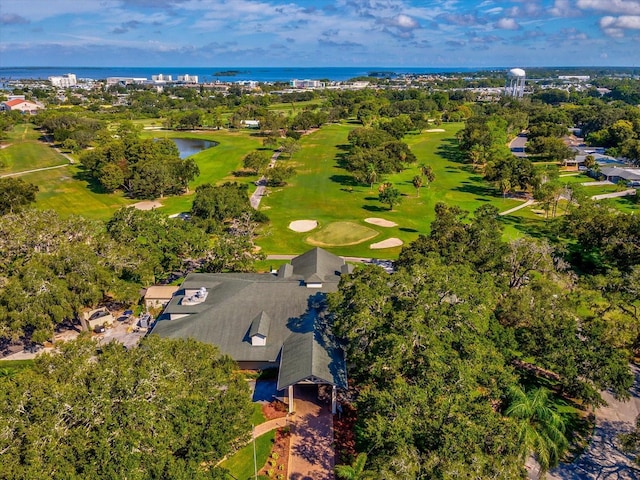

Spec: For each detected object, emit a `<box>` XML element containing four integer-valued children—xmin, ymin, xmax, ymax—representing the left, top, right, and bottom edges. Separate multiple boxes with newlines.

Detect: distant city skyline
<box><xmin>0</xmin><ymin>0</ymin><xmax>638</xmax><ymax>68</ymax></box>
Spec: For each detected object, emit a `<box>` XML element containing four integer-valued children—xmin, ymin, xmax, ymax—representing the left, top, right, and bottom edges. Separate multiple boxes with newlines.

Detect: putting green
<box><xmin>306</xmin><ymin>221</ymin><xmax>378</xmax><ymax>247</ymax></box>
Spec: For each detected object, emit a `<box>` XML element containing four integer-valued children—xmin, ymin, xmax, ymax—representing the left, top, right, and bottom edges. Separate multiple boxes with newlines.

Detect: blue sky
<box><xmin>0</xmin><ymin>0</ymin><xmax>638</xmax><ymax>67</ymax></box>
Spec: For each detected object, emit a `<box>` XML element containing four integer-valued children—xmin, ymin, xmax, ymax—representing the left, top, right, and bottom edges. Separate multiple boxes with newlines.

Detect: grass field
<box><xmin>8</xmin><ymin>121</ymin><xmax>632</xmax><ymax>257</ymax></box>
<box><xmin>256</xmin><ymin>122</ymin><xmax>522</xmax><ymax>257</ymax></box>
<box><xmin>220</xmin><ymin>430</ymin><xmax>275</xmax><ymax>480</ymax></box>
<box><xmin>3</xmin><ymin>125</ymin><xmax>261</xmax><ymax>220</ymax></box>
<box><xmin>0</xmin><ymin>123</ymin><xmax>68</xmax><ymax>173</ymax></box>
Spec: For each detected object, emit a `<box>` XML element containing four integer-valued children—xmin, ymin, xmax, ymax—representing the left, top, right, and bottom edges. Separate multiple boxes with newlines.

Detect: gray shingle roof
<box><xmin>151</xmin><ymin>248</ymin><xmax>349</xmax><ymax>388</ymax></box>
<box><xmin>277</xmin><ymin>331</ymin><xmax>347</xmax><ymax>390</ymax></box>
<box><xmin>249</xmin><ymin>311</ymin><xmax>271</xmax><ymax>338</ymax></box>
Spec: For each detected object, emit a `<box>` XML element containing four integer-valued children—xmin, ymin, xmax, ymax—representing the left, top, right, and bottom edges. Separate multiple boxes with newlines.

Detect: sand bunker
<box><xmin>426</xmin><ymin>128</ymin><xmax>446</xmax><ymax>132</ymax></box>
<box><xmin>370</xmin><ymin>238</ymin><xmax>403</xmax><ymax>249</ymax></box>
<box><xmin>132</xmin><ymin>200</ymin><xmax>163</xmax><ymax>210</ymax></box>
<box><xmin>365</xmin><ymin>217</ymin><xmax>398</xmax><ymax>228</ymax></box>
<box><xmin>289</xmin><ymin>220</ymin><xmax>318</xmax><ymax>232</ymax></box>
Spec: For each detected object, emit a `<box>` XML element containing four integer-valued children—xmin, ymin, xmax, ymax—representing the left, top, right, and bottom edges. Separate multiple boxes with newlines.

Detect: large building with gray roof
<box><xmin>151</xmin><ymin>247</ymin><xmax>350</xmax><ymax>413</ymax></box>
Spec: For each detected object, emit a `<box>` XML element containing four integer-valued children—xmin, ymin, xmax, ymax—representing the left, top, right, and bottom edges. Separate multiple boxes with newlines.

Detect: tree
<box><xmin>378</xmin><ymin>182</ymin><xmax>402</xmax><ymax>210</ymax></box>
<box><xmin>0</xmin><ymin>177</ymin><xmax>38</xmax><ymax>215</ymax></box>
<box><xmin>106</xmin><ymin>207</ymin><xmax>208</xmax><ymax>279</ymax></box>
<box><xmin>365</xmin><ymin>163</ymin><xmax>378</xmax><ymax>190</ymax></box>
<box><xmin>280</xmin><ymin>137</ymin><xmax>300</xmax><ymax>159</ymax></box>
<box><xmin>421</xmin><ymin>164</ymin><xmax>435</xmax><ymax>186</ymax></box>
<box><xmin>412</xmin><ymin>175</ymin><xmax>423</xmax><ymax>196</ymax></box>
<box><xmin>0</xmin><ymin>209</ymin><xmax>149</xmax><ymax>343</ymax></box>
<box><xmin>191</xmin><ymin>182</ymin><xmax>257</xmax><ymax>230</ymax></box>
<box><xmin>506</xmin><ymin>386</ymin><xmax>568</xmax><ymax>472</ymax></box>
<box><xmin>266</xmin><ymin>164</ymin><xmax>296</xmax><ymax>186</ymax></box>
<box><xmin>619</xmin><ymin>415</ymin><xmax>640</xmax><ymax>465</ymax></box>
<box><xmin>242</xmin><ymin>151</ymin><xmax>271</xmax><ymax>175</ymax></box>
<box><xmin>335</xmin><ymin>453</ymin><xmax>375</xmax><ymax>480</ymax></box>
<box><xmin>0</xmin><ymin>335</ymin><xmax>252</xmax><ymax>479</ymax></box>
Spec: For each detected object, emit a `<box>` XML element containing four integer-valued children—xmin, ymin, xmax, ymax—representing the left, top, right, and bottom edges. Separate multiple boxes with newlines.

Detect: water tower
<box><xmin>505</xmin><ymin>68</ymin><xmax>526</xmax><ymax>98</ymax></box>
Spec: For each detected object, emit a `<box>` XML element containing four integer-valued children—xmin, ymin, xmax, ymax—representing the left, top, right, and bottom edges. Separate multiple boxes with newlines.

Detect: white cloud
<box><xmin>550</xmin><ymin>0</ymin><xmax>576</xmax><ymax>17</ymax></box>
<box><xmin>600</xmin><ymin>14</ymin><xmax>640</xmax><ymax>34</ymax></box>
<box><xmin>495</xmin><ymin>17</ymin><xmax>519</xmax><ymax>30</ymax></box>
<box><xmin>577</xmin><ymin>0</ymin><xmax>640</xmax><ymax>15</ymax></box>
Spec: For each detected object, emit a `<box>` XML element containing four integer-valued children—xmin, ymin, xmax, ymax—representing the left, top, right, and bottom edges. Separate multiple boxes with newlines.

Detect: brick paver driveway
<box><xmin>288</xmin><ymin>384</ymin><xmax>334</xmax><ymax>480</ymax></box>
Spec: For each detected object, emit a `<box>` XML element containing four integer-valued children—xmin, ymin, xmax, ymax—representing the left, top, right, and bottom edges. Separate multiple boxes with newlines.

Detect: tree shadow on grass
<box><xmin>399</xmin><ymin>227</ymin><xmax>418</xmax><ymax>233</ymax></box>
<box><xmin>499</xmin><ymin>215</ymin><xmax>555</xmax><ymax>239</ymax></box>
<box><xmin>436</xmin><ymin>138</ymin><xmax>467</xmax><ymax>165</ymax></box>
<box><xmin>72</xmin><ymin>166</ymin><xmax>110</xmax><ymax>194</ymax></box>
<box><xmin>329</xmin><ymin>174</ymin><xmax>359</xmax><ymax>187</ymax></box>
<box><xmin>362</xmin><ymin>204</ymin><xmax>388</xmax><ymax>212</ymax></box>
<box><xmin>452</xmin><ymin>182</ymin><xmax>498</xmax><ymax>198</ymax></box>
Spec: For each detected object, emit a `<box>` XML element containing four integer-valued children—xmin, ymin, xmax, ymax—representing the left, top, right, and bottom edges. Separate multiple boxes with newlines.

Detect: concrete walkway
<box><xmin>0</xmin><ymin>163</ymin><xmax>69</xmax><ymax>178</ymax></box>
<box><xmin>547</xmin><ymin>364</ymin><xmax>640</xmax><ymax>480</ymax></box>
<box><xmin>250</xmin><ymin>150</ymin><xmax>282</xmax><ymax>209</ymax></box>
<box><xmin>254</xmin><ymin>417</ymin><xmax>289</xmax><ymax>439</ymax></box>
<box><xmin>288</xmin><ymin>385</ymin><xmax>334</xmax><ymax>480</ymax></box>
<box><xmin>499</xmin><ymin>199</ymin><xmax>536</xmax><ymax>216</ymax></box>
<box><xmin>591</xmin><ymin>189</ymin><xmax>636</xmax><ymax>201</ymax></box>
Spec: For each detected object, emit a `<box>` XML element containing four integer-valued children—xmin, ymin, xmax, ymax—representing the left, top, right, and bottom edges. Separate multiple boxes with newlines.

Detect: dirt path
<box><xmin>547</xmin><ymin>364</ymin><xmax>640</xmax><ymax>480</ymax></box>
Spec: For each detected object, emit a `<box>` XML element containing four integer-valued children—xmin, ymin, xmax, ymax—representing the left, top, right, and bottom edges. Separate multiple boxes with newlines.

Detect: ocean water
<box><xmin>0</xmin><ymin>66</ymin><xmax>488</xmax><ymax>83</ymax></box>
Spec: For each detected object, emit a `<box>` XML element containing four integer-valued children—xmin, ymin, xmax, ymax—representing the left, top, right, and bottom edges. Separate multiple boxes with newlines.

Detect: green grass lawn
<box><xmin>0</xmin><ymin>123</ymin><xmax>68</xmax><ymax>173</ymax></box>
<box><xmin>25</xmin><ymin>165</ymin><xmax>135</xmax><ymax>220</ymax></box>
<box><xmin>256</xmin><ymin>122</ymin><xmax>522</xmax><ymax>258</ymax></box>
<box><xmin>0</xmin><ymin>359</ymin><xmax>34</xmax><ymax>369</ymax></box>
<box><xmin>250</xmin><ymin>403</ymin><xmax>267</xmax><ymax>426</ymax></box>
<box><xmin>220</xmin><ymin>430</ymin><xmax>275</xmax><ymax>480</ymax></box>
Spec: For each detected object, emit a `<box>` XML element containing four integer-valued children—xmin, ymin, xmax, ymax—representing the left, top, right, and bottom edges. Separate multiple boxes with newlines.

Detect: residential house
<box><xmin>1</xmin><ymin>98</ymin><xmax>43</xmax><ymax>114</ymax></box>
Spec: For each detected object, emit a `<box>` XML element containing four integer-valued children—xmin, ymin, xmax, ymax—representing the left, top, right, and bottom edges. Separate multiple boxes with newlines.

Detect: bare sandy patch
<box><xmin>132</xmin><ymin>200</ymin><xmax>163</xmax><ymax>211</ymax></box>
<box><xmin>370</xmin><ymin>238</ymin><xmax>403</xmax><ymax>249</ymax></box>
<box><xmin>289</xmin><ymin>220</ymin><xmax>318</xmax><ymax>232</ymax></box>
<box><xmin>426</xmin><ymin>128</ymin><xmax>446</xmax><ymax>132</ymax></box>
<box><xmin>365</xmin><ymin>217</ymin><xmax>398</xmax><ymax>228</ymax></box>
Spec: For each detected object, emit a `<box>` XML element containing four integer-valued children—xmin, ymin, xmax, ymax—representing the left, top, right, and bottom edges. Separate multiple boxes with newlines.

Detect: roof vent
<box><xmin>181</xmin><ymin>287</ymin><xmax>209</xmax><ymax>305</ymax></box>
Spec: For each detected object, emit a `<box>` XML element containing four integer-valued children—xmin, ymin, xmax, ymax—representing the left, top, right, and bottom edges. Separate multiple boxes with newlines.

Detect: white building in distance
<box><xmin>152</xmin><ymin>74</ymin><xmax>172</xmax><ymax>83</ymax></box>
<box><xmin>48</xmin><ymin>73</ymin><xmax>77</xmax><ymax>88</ymax></box>
<box><xmin>177</xmin><ymin>74</ymin><xmax>198</xmax><ymax>84</ymax></box>
<box><xmin>290</xmin><ymin>79</ymin><xmax>325</xmax><ymax>89</ymax></box>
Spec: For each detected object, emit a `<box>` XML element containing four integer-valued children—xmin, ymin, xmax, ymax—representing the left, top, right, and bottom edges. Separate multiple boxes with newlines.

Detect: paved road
<box><xmin>547</xmin><ymin>364</ymin><xmax>640</xmax><ymax>480</ymax></box>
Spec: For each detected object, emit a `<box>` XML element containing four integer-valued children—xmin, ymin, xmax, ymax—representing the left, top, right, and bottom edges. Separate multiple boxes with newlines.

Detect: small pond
<box><xmin>163</xmin><ymin>138</ymin><xmax>218</xmax><ymax>159</ymax></box>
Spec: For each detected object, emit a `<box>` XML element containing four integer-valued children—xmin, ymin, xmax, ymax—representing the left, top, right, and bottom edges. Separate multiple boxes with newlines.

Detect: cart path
<box><xmin>547</xmin><ymin>364</ymin><xmax>640</xmax><ymax>480</ymax></box>
<box><xmin>0</xmin><ymin>163</ymin><xmax>70</xmax><ymax>178</ymax></box>
<box><xmin>250</xmin><ymin>149</ymin><xmax>282</xmax><ymax>209</ymax></box>
<box><xmin>499</xmin><ymin>199</ymin><xmax>536</xmax><ymax>216</ymax></box>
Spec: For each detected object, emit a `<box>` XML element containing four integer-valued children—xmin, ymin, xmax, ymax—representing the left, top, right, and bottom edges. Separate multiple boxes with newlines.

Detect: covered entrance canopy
<box><xmin>277</xmin><ymin>331</ymin><xmax>347</xmax><ymax>414</ymax></box>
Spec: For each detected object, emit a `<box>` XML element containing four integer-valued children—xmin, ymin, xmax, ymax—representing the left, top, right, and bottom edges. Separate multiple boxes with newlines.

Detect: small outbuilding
<box><xmin>81</xmin><ymin>308</ymin><xmax>114</xmax><ymax>331</ymax></box>
<box><xmin>144</xmin><ymin>285</ymin><xmax>180</xmax><ymax>309</ymax></box>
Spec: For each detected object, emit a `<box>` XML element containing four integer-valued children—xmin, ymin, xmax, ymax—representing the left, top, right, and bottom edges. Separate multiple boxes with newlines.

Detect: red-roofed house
<box><xmin>1</xmin><ymin>98</ymin><xmax>43</xmax><ymax>114</ymax></box>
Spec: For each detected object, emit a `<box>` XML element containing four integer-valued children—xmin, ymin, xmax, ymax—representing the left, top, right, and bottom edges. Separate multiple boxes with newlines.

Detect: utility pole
<box><xmin>252</xmin><ymin>424</ymin><xmax>257</xmax><ymax>480</ymax></box>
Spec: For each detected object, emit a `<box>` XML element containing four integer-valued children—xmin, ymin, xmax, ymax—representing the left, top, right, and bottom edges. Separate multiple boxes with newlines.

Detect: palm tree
<box><xmin>365</xmin><ymin>163</ymin><xmax>378</xmax><ymax>190</ymax></box>
<box><xmin>506</xmin><ymin>386</ymin><xmax>568</xmax><ymax>472</ymax></box>
<box><xmin>335</xmin><ymin>453</ymin><xmax>375</xmax><ymax>480</ymax></box>
<box><xmin>412</xmin><ymin>175</ymin><xmax>423</xmax><ymax>196</ymax></box>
